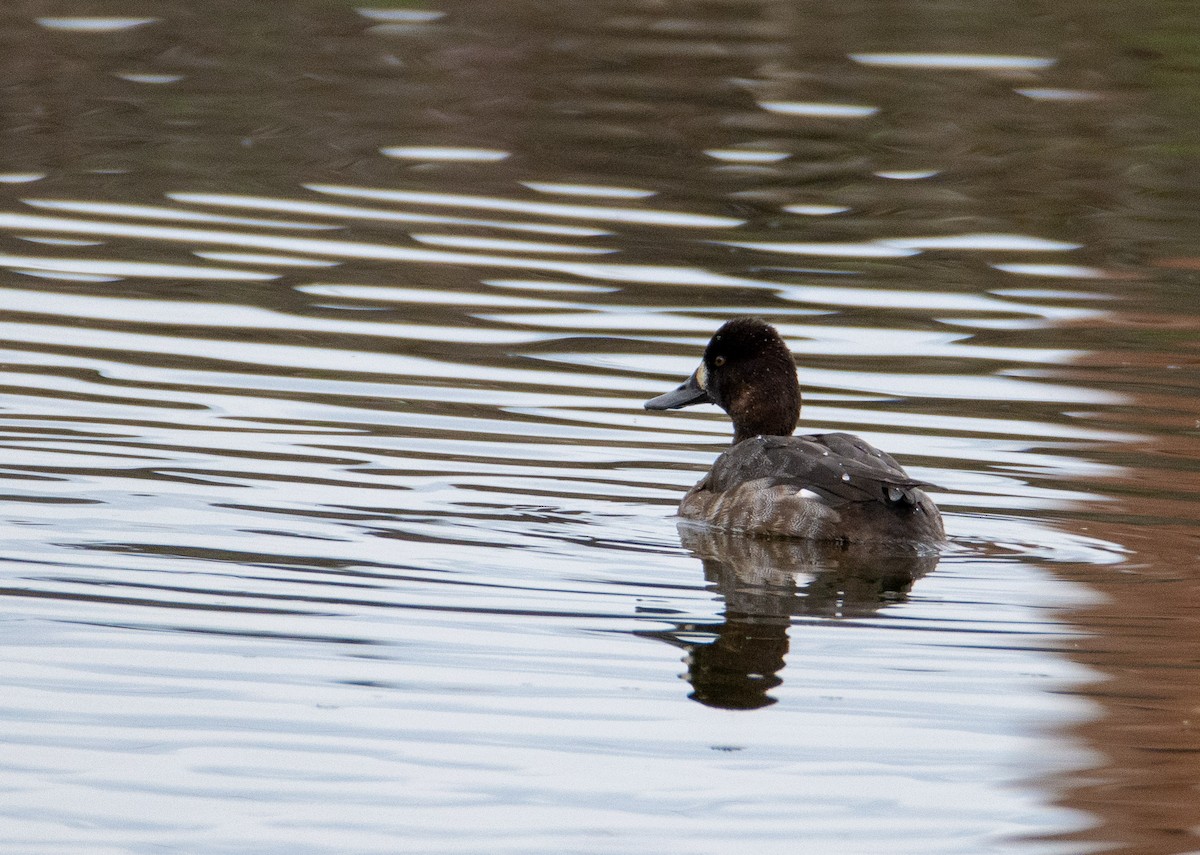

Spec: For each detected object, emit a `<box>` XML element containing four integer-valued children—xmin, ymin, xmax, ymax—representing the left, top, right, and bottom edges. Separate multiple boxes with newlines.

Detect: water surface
<box><xmin>1</xmin><ymin>2</ymin><xmax>1199</xmax><ymax>853</ymax></box>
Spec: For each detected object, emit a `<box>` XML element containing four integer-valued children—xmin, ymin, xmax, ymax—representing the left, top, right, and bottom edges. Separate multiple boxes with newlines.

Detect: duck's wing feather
<box><xmin>705</xmin><ymin>433</ymin><xmax>934</xmax><ymax>506</ymax></box>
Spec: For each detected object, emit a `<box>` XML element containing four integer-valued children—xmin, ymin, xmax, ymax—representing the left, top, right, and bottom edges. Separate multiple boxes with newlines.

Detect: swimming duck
<box><xmin>645</xmin><ymin>318</ymin><xmax>944</xmax><ymax>544</ymax></box>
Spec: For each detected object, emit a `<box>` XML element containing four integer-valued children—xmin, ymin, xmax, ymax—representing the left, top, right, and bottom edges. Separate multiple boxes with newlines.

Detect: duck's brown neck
<box><xmin>729</xmin><ymin>385</ymin><xmax>800</xmax><ymax>444</ymax></box>
<box><xmin>732</xmin><ymin>416</ymin><xmax>798</xmax><ymax>444</ymax></box>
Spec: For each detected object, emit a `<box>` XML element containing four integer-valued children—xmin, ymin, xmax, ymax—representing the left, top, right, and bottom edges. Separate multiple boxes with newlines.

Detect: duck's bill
<box><xmin>644</xmin><ymin>369</ymin><xmax>711</xmax><ymax>410</ymax></box>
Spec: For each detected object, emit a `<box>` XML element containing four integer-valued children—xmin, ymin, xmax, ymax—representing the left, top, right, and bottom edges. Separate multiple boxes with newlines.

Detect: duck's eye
<box><xmin>714</xmin><ymin>355</ymin><xmax>726</xmax><ymax>367</ymax></box>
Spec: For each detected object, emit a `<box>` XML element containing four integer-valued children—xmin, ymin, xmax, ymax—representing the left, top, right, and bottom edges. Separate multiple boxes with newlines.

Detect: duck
<box><xmin>644</xmin><ymin>317</ymin><xmax>944</xmax><ymax>544</ymax></box>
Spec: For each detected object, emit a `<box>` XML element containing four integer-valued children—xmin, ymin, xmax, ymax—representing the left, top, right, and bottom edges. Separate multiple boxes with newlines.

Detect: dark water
<box><xmin>0</xmin><ymin>3</ymin><xmax>1198</xmax><ymax>853</ymax></box>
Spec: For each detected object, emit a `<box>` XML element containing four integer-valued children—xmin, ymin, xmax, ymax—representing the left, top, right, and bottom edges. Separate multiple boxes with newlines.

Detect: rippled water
<box><xmin>1</xmin><ymin>3</ymin><xmax>1199</xmax><ymax>853</ymax></box>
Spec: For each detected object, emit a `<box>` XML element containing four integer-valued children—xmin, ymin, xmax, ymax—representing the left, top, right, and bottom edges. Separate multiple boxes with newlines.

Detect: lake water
<box><xmin>1</xmin><ymin>3</ymin><xmax>1198</xmax><ymax>853</ymax></box>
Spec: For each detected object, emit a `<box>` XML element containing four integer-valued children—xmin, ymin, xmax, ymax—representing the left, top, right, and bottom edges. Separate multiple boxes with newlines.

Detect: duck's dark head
<box><xmin>644</xmin><ymin>318</ymin><xmax>800</xmax><ymax>444</ymax></box>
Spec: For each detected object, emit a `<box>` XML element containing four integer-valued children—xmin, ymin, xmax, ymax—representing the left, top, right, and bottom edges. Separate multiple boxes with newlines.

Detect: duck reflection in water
<box><xmin>641</xmin><ymin>527</ymin><xmax>939</xmax><ymax>710</ymax></box>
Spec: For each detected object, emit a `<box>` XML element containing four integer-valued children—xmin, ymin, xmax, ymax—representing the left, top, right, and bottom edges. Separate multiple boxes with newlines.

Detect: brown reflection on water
<box><xmin>1032</xmin><ymin>296</ymin><xmax>1200</xmax><ymax>854</ymax></box>
<box><xmin>1056</xmin><ymin>519</ymin><xmax>1200</xmax><ymax>855</ymax></box>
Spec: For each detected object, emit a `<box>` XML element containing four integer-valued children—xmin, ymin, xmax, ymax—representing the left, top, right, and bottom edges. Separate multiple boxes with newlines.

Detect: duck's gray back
<box><xmin>679</xmin><ymin>433</ymin><xmax>944</xmax><ymax>543</ymax></box>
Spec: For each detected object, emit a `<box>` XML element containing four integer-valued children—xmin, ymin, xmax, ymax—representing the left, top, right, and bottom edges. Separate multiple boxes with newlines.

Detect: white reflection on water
<box><xmin>14</xmin><ymin>270</ymin><xmax>119</xmax><ymax>283</ymax></box>
<box><xmin>520</xmin><ymin>182</ymin><xmax>655</xmax><ymax>199</ymax></box>
<box><xmin>16</xmin><ymin>236</ymin><xmax>104</xmax><ymax>246</ymax></box>
<box><xmin>0</xmin><ymin>253</ymin><xmax>277</xmax><ymax>281</ymax></box>
<box><xmin>408</xmin><ymin>233</ymin><xmax>615</xmax><ymax>255</ymax></box>
<box><xmin>705</xmin><ymin>149</ymin><xmax>791</xmax><ymax>163</ymax></box>
<box><xmin>783</xmin><ymin>204</ymin><xmax>851</xmax><ymax>216</ymax></box>
<box><xmin>992</xmin><ymin>263</ymin><xmax>1123</xmax><ymax>279</ymax></box>
<box><xmin>115</xmin><ymin>72</ymin><xmax>185</xmax><ymax>85</ymax></box>
<box><xmin>723</xmin><ymin>240</ymin><xmax>920</xmax><ymax>258</ymax></box>
<box><xmin>167</xmin><ymin>192</ymin><xmax>614</xmax><ymax>236</ymax></box>
<box><xmin>875</xmin><ymin>170</ymin><xmax>940</xmax><ymax>180</ymax></box>
<box><xmin>757</xmin><ymin>101</ymin><xmax>880</xmax><ymax>118</ymax></box>
<box><xmin>297</xmin><ymin>283</ymin><xmax>580</xmax><ymax>308</ymax></box>
<box><xmin>381</xmin><ymin>146</ymin><xmax>511</xmax><ymax>161</ymax></box>
<box><xmin>356</xmin><ymin>8</ymin><xmax>446</xmax><ymax>23</ymax></box>
<box><xmin>305</xmin><ymin>184</ymin><xmax>747</xmax><ymax>227</ymax></box>
<box><xmin>1015</xmin><ymin>88</ymin><xmax>1105</xmax><ymax>102</ymax></box>
<box><xmin>25</xmin><ymin>198</ymin><xmax>339</xmax><ymax>230</ymax></box>
<box><xmin>192</xmin><ymin>251</ymin><xmax>341</xmax><ymax>267</ymax></box>
<box><xmin>882</xmin><ymin>234</ymin><xmax>1082</xmax><ymax>251</ymax></box>
<box><xmin>35</xmin><ymin>16</ymin><xmax>159</xmax><ymax>31</ymax></box>
<box><xmin>0</xmin><ymin>173</ymin><xmax>47</xmax><ymax>183</ymax></box>
<box><xmin>849</xmin><ymin>53</ymin><xmax>1057</xmax><ymax>71</ymax></box>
